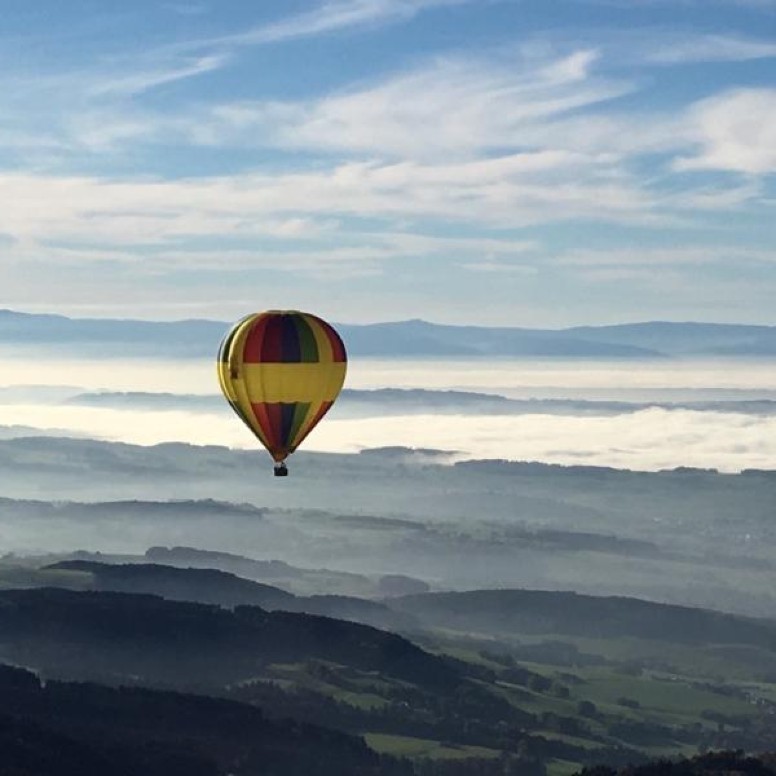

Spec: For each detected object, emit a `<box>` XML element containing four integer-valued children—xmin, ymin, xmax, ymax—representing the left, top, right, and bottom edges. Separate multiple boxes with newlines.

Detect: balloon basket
<box><xmin>273</xmin><ymin>462</ymin><xmax>289</xmax><ymax>477</ymax></box>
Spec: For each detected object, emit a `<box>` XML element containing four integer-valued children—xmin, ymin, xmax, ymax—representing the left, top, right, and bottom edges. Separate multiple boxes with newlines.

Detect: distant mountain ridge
<box><xmin>1</xmin><ymin>308</ymin><xmax>774</xmax><ymax>358</ymax></box>
<box><xmin>392</xmin><ymin>589</ymin><xmax>776</xmax><ymax>649</ymax></box>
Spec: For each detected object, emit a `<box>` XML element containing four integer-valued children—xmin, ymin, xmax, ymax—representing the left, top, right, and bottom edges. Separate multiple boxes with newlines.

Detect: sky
<box><xmin>0</xmin><ymin>0</ymin><xmax>775</xmax><ymax>326</ymax></box>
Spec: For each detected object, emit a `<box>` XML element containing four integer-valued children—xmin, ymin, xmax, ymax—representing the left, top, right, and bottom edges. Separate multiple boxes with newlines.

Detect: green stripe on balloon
<box><xmin>288</xmin><ymin>402</ymin><xmax>311</xmax><ymax>447</ymax></box>
<box><xmin>295</xmin><ymin>314</ymin><xmax>319</xmax><ymax>363</ymax></box>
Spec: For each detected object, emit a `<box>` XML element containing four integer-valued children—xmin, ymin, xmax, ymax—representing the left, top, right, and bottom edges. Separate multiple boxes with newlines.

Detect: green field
<box><xmin>245</xmin><ymin>629</ymin><xmax>776</xmax><ymax>776</ymax></box>
<box><xmin>364</xmin><ymin>733</ymin><xmax>500</xmax><ymax>760</ymax></box>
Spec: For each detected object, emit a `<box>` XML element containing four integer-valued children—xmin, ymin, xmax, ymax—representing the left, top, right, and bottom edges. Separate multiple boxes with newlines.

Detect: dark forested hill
<box><xmin>0</xmin><ymin>710</ymin><xmax>218</xmax><ymax>776</ymax></box>
<box><xmin>577</xmin><ymin>750</ymin><xmax>776</xmax><ymax>775</ymax></box>
<box><xmin>0</xmin><ymin>588</ymin><xmax>457</xmax><ymax>692</ymax></box>
<box><xmin>0</xmin><ymin>664</ymin><xmax>400</xmax><ymax>776</ymax></box>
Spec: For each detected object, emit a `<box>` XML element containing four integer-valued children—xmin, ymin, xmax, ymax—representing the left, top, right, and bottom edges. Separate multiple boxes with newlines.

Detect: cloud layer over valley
<box><xmin>2</xmin><ymin>354</ymin><xmax>774</xmax><ymax>472</ymax></box>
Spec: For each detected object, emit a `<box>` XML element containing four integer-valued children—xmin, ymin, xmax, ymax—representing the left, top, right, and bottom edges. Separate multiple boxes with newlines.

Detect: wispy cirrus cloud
<box><xmin>529</xmin><ymin>28</ymin><xmax>776</xmax><ymax>68</ymax></box>
<box><xmin>38</xmin><ymin>40</ymin><xmax>769</xmax><ymax>193</ymax></box>
<box><xmin>1</xmin><ymin>42</ymin><xmax>771</xmax><ymax>285</ymax></box>
<box><xmin>207</xmin><ymin>0</ymin><xmax>475</xmax><ymax>47</ymax></box>
<box><xmin>203</xmin><ymin>50</ymin><xmax>632</xmax><ymax>161</ymax></box>
<box><xmin>0</xmin><ymin>154</ymin><xmax>666</xmax><ymax>258</ymax></box>
<box><xmin>0</xmin><ymin>2</ymin><xmax>488</xmax><ymax>162</ymax></box>
<box><xmin>1</xmin><ymin>14</ymin><xmax>772</xmax><ymax>184</ymax></box>
<box><xmin>88</xmin><ymin>54</ymin><xmax>228</xmax><ymax>97</ymax></box>
<box><xmin>643</xmin><ymin>33</ymin><xmax>776</xmax><ymax>64</ymax></box>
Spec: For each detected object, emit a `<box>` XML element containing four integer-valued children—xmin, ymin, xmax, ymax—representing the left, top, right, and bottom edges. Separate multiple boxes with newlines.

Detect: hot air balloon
<box><xmin>217</xmin><ymin>311</ymin><xmax>347</xmax><ymax>476</ymax></box>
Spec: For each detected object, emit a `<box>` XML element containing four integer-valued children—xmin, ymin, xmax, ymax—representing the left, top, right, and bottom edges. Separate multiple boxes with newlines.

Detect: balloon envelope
<box><xmin>217</xmin><ymin>311</ymin><xmax>347</xmax><ymax>463</ymax></box>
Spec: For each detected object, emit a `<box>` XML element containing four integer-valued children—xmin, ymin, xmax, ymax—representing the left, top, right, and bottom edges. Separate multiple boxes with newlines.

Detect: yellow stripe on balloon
<box><xmin>307</xmin><ymin>316</ymin><xmax>334</xmax><ymax>362</ymax></box>
<box><xmin>216</xmin><ymin>315</ymin><xmax>250</xmax><ymax>405</ymax></box>
<box><xmin>240</xmin><ymin>362</ymin><xmax>346</xmax><ymax>404</ymax></box>
<box><xmin>226</xmin><ymin>314</ymin><xmax>274</xmax><ymax>451</ymax></box>
<box><xmin>216</xmin><ymin>362</ymin><xmax>234</xmax><ymax>404</ymax></box>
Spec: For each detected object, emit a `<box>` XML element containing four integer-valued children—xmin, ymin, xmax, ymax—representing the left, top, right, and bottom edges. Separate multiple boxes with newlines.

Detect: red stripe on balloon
<box><xmin>251</xmin><ymin>402</ymin><xmax>278</xmax><ymax>450</ymax></box>
<box><xmin>260</xmin><ymin>316</ymin><xmax>285</xmax><ymax>362</ymax></box>
<box><xmin>264</xmin><ymin>403</ymin><xmax>286</xmax><ymax>453</ymax></box>
<box><xmin>242</xmin><ymin>314</ymin><xmax>270</xmax><ymax>364</ymax></box>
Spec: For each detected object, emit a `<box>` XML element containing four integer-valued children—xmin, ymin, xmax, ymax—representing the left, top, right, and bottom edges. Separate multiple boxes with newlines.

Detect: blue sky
<box><xmin>0</xmin><ymin>0</ymin><xmax>774</xmax><ymax>326</ymax></box>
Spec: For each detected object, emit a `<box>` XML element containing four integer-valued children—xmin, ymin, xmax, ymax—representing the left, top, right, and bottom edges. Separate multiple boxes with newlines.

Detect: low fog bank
<box><xmin>1</xmin><ymin>436</ymin><xmax>774</xmax><ymax>620</ymax></box>
<box><xmin>0</xmin><ymin>404</ymin><xmax>773</xmax><ymax>472</ymax></box>
<box><xmin>2</xmin><ymin>353</ymin><xmax>775</xmax><ymax>472</ymax></box>
<box><xmin>3</xmin><ymin>354</ymin><xmax>776</xmax><ymax>401</ymax></box>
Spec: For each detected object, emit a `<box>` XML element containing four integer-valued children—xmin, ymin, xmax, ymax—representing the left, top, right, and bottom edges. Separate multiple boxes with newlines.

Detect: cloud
<box><xmin>1</xmin><ymin>43</ymin><xmax>633</xmax><ymax>169</ymax></box>
<box><xmin>2</xmin><ymin>30</ymin><xmax>771</xmax><ymax>196</ymax></box>
<box><xmin>2</xmin><ymin>2</ymin><xmax>489</xmax><ymax>159</ymax></box>
<box><xmin>1</xmin><ymin>42</ymin><xmax>634</xmax><ymax>161</ymax></box>
<box><xmin>0</xmin><ymin>58</ymin><xmax>227</xmax><ymax>160</ymax></box>
<box><xmin>25</xmin><ymin>40</ymin><xmax>765</xmax><ymax>204</ymax></box>
<box><xmin>1</xmin><ymin>402</ymin><xmax>774</xmax><ymax>473</ymax></box>
<box><xmin>203</xmin><ymin>50</ymin><xmax>631</xmax><ymax>161</ymax></box>
<box><xmin>88</xmin><ymin>54</ymin><xmax>228</xmax><ymax>98</ymax></box>
<box><xmin>674</xmin><ymin>88</ymin><xmax>776</xmax><ymax>174</ymax></box>
<box><xmin>644</xmin><ymin>34</ymin><xmax>776</xmax><ymax>64</ymax></box>
<box><xmin>556</xmin><ymin>245</ymin><xmax>776</xmax><ymax>268</ymax></box>
<box><xmin>1</xmin><ymin>39</ymin><xmax>772</xmax><ymax>316</ymax></box>
<box><xmin>0</xmin><ymin>156</ymin><xmax>663</xmax><ymax>269</ymax></box>
<box><xmin>3</xmin><ymin>349</ymin><xmax>776</xmax><ymax>477</ymax></box>
<box><xmin>208</xmin><ymin>0</ymin><xmax>474</xmax><ymax>47</ymax></box>
<box><xmin>461</xmin><ymin>261</ymin><xmax>538</xmax><ymax>275</ymax></box>
<box><xmin>310</xmin><ymin>409</ymin><xmax>776</xmax><ymax>473</ymax></box>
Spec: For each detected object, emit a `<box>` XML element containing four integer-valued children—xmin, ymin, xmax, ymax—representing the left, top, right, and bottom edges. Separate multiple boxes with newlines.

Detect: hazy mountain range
<box><xmin>2</xmin><ymin>309</ymin><xmax>774</xmax><ymax>358</ymax></box>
